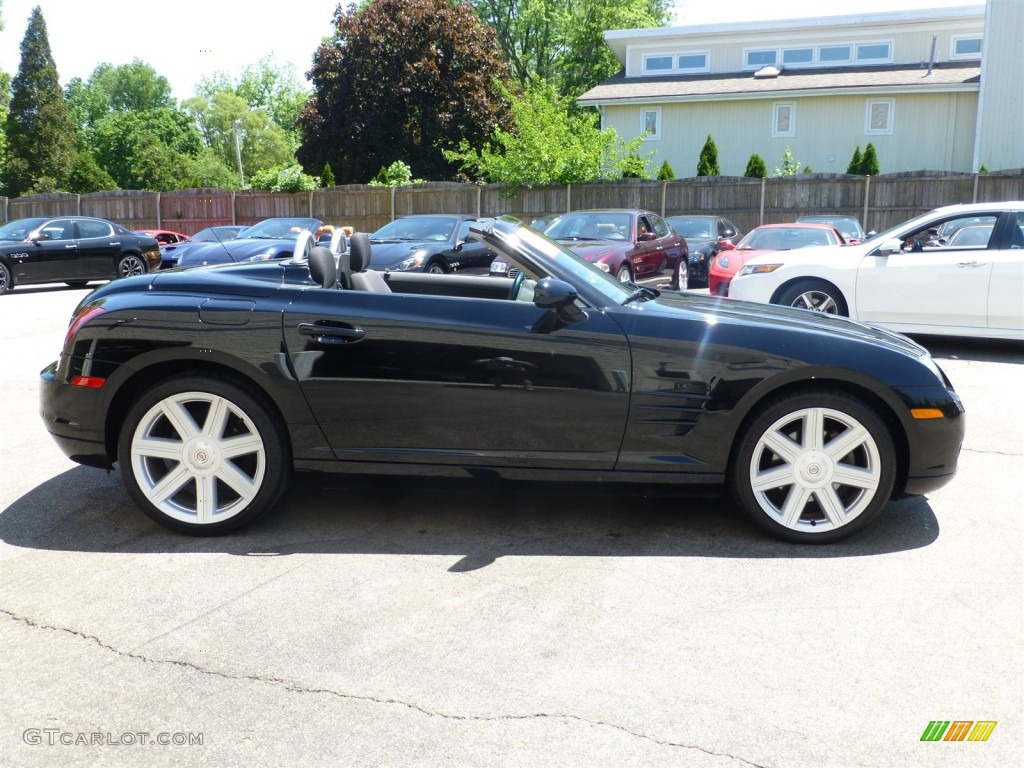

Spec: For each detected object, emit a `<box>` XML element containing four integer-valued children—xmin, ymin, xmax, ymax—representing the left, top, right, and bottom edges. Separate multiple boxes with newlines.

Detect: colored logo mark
<box><xmin>921</xmin><ymin>721</ymin><xmax>997</xmax><ymax>742</ymax></box>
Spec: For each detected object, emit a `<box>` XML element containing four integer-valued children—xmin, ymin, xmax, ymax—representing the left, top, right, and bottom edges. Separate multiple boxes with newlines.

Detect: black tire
<box><xmin>0</xmin><ymin>262</ymin><xmax>12</xmax><ymax>295</ymax></box>
<box><xmin>615</xmin><ymin>263</ymin><xmax>632</xmax><ymax>283</ymax></box>
<box><xmin>117</xmin><ymin>375</ymin><xmax>292</xmax><ymax>535</ymax></box>
<box><xmin>777</xmin><ymin>279</ymin><xmax>848</xmax><ymax>316</ymax></box>
<box><xmin>729</xmin><ymin>389</ymin><xmax>896</xmax><ymax>543</ymax></box>
<box><xmin>425</xmin><ymin>260</ymin><xmax>447</xmax><ymax>274</ymax></box>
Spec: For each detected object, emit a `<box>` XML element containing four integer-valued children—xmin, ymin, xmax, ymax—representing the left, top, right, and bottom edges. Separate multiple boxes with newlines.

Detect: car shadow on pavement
<box><xmin>1</xmin><ymin>466</ymin><xmax>940</xmax><ymax>567</ymax></box>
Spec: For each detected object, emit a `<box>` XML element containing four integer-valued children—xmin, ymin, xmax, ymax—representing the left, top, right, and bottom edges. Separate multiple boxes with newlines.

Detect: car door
<box><xmin>854</xmin><ymin>212</ymin><xmax>1000</xmax><ymax>331</ymax></box>
<box><xmin>631</xmin><ymin>214</ymin><xmax>663</xmax><ymax>275</ymax></box>
<box><xmin>449</xmin><ymin>219</ymin><xmax>497</xmax><ymax>272</ymax></box>
<box><xmin>75</xmin><ymin>219</ymin><xmax>120</xmax><ymax>279</ymax></box>
<box><xmin>17</xmin><ymin>218</ymin><xmax>79</xmax><ymax>283</ymax></box>
<box><xmin>647</xmin><ymin>214</ymin><xmax>683</xmax><ymax>274</ymax></box>
<box><xmin>282</xmin><ymin>289</ymin><xmax>632</xmax><ymax>469</ymax></box>
<box><xmin>987</xmin><ymin>211</ymin><xmax>1024</xmax><ymax>333</ymax></box>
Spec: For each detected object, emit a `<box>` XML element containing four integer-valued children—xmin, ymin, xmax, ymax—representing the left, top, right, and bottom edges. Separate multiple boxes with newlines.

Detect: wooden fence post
<box><xmin>759</xmin><ymin>177</ymin><xmax>766</xmax><ymax>226</ymax></box>
<box><xmin>156</xmin><ymin>192</ymin><xmax>161</xmax><ymax>228</ymax></box>
<box><xmin>231</xmin><ymin>191</ymin><xmax>237</xmax><ymax>225</ymax></box>
<box><xmin>566</xmin><ymin>183</ymin><xmax>572</xmax><ymax>212</ymax></box>
<box><xmin>863</xmin><ymin>176</ymin><xmax>871</xmax><ymax>232</ymax></box>
<box><xmin>477</xmin><ymin>185</ymin><xmax>482</xmax><ymax>218</ymax></box>
<box><xmin>390</xmin><ymin>186</ymin><xmax>396</xmax><ymax>221</ymax></box>
<box><xmin>972</xmin><ymin>172</ymin><xmax>980</xmax><ymax>203</ymax></box>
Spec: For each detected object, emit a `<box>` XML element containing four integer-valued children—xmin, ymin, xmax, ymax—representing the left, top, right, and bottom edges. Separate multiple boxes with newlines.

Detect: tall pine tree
<box><xmin>696</xmin><ymin>135</ymin><xmax>720</xmax><ymax>176</ymax></box>
<box><xmin>4</xmin><ymin>6</ymin><xmax>77</xmax><ymax>196</ymax></box>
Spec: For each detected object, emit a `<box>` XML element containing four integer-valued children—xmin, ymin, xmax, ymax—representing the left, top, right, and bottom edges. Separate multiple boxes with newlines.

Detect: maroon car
<box><xmin>491</xmin><ymin>209</ymin><xmax>686</xmax><ymax>283</ymax></box>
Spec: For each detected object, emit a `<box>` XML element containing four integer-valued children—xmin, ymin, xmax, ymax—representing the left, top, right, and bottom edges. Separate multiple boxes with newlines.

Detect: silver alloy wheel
<box><xmin>0</xmin><ymin>263</ymin><xmax>10</xmax><ymax>294</ymax></box>
<box><xmin>678</xmin><ymin>260</ymin><xmax>688</xmax><ymax>291</ymax></box>
<box><xmin>747</xmin><ymin>406</ymin><xmax>882</xmax><ymax>534</ymax></box>
<box><xmin>789</xmin><ymin>289</ymin><xmax>840</xmax><ymax>314</ymax></box>
<box><xmin>129</xmin><ymin>391</ymin><xmax>267</xmax><ymax>526</ymax></box>
<box><xmin>426</xmin><ymin>262</ymin><xmax>446</xmax><ymax>274</ymax></box>
<box><xmin>616</xmin><ymin>265</ymin><xmax>631</xmax><ymax>282</ymax></box>
<box><xmin>119</xmin><ymin>255</ymin><xmax>146</xmax><ymax>278</ymax></box>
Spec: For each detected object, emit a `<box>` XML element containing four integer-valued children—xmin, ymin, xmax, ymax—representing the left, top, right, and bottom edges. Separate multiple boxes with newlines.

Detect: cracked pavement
<box><xmin>1</xmin><ymin>287</ymin><xmax>1021</xmax><ymax>767</ymax></box>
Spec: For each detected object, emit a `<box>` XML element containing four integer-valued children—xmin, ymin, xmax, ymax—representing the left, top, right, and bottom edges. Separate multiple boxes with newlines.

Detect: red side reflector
<box><xmin>70</xmin><ymin>376</ymin><xmax>106</xmax><ymax>389</ymax></box>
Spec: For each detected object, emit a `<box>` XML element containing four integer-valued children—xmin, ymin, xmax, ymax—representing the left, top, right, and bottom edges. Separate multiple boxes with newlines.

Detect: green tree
<box><xmin>847</xmin><ymin>146</ymin><xmax>863</xmax><ymax>174</ymax></box>
<box><xmin>656</xmin><ymin>160</ymin><xmax>675</xmax><ymax>180</ymax></box>
<box><xmin>65</xmin><ymin>60</ymin><xmax>175</xmax><ymax>131</ymax></box>
<box><xmin>696</xmin><ymin>135</ymin><xmax>720</xmax><ymax>176</ymax></box>
<box><xmin>444</xmin><ymin>80</ymin><xmax>649</xmax><ymax>195</ymax></box>
<box><xmin>368</xmin><ymin>160</ymin><xmax>423</xmax><ymax>187</ymax></box>
<box><xmin>473</xmin><ymin>1</ymin><xmax>672</xmax><ymax>97</ymax></box>
<box><xmin>774</xmin><ymin>146</ymin><xmax>802</xmax><ymax>176</ymax></box>
<box><xmin>67</xmin><ymin>151</ymin><xmax>117</xmax><ymax>193</ymax></box>
<box><xmin>249</xmin><ymin>164</ymin><xmax>320</xmax><ymax>192</ymax></box>
<box><xmin>0</xmin><ymin>3</ymin><xmax>9</xmax><ymax>185</ymax></box>
<box><xmin>90</xmin><ymin>108</ymin><xmax>203</xmax><ymax>190</ymax></box>
<box><xmin>320</xmin><ymin>161</ymin><xmax>335</xmax><ymax>187</ymax></box>
<box><xmin>3</xmin><ymin>6</ymin><xmax>77</xmax><ymax>196</ymax></box>
<box><xmin>744</xmin><ymin>153</ymin><xmax>767</xmax><ymax>178</ymax></box>
<box><xmin>860</xmin><ymin>142</ymin><xmax>880</xmax><ymax>175</ymax></box>
<box><xmin>298</xmin><ymin>0</ymin><xmax>515</xmax><ymax>183</ymax></box>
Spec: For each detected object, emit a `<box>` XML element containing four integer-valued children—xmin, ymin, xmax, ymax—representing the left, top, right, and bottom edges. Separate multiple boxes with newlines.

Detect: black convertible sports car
<box><xmin>40</xmin><ymin>217</ymin><xmax>964</xmax><ymax>542</ymax></box>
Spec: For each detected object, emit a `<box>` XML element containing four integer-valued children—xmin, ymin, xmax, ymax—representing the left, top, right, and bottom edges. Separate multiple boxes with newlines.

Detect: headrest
<box><xmin>308</xmin><ymin>246</ymin><xmax>337</xmax><ymax>288</ymax></box>
<box><xmin>349</xmin><ymin>232</ymin><xmax>372</xmax><ymax>272</ymax></box>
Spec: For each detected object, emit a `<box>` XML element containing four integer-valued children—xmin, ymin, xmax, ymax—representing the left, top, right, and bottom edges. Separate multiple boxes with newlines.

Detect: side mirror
<box><xmin>637</xmin><ymin>232</ymin><xmax>656</xmax><ymax>242</ymax></box>
<box><xmin>866</xmin><ymin>230</ymin><xmax>878</xmax><ymax>239</ymax></box>
<box><xmin>32</xmin><ymin>232</ymin><xmax>51</xmax><ymax>243</ymax></box>
<box><xmin>877</xmin><ymin>237</ymin><xmax>902</xmax><ymax>256</ymax></box>
<box><xmin>533</xmin><ymin>278</ymin><xmax>587</xmax><ymax>329</ymax></box>
<box><xmin>718</xmin><ymin>239</ymin><xmax>735</xmax><ymax>250</ymax></box>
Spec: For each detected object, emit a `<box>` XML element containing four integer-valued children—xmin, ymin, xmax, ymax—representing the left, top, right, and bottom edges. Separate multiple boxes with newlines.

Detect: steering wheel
<box><xmin>507</xmin><ymin>269</ymin><xmax>526</xmax><ymax>301</ymax></box>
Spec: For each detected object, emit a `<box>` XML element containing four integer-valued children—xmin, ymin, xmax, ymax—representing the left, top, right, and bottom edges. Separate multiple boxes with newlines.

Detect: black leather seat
<box><xmin>348</xmin><ymin>233</ymin><xmax>391</xmax><ymax>292</ymax></box>
<box><xmin>308</xmin><ymin>246</ymin><xmax>337</xmax><ymax>288</ymax></box>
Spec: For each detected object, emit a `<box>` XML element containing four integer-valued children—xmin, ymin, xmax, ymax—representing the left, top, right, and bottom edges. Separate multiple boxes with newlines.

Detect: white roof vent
<box><xmin>754</xmin><ymin>65</ymin><xmax>781</xmax><ymax>79</ymax></box>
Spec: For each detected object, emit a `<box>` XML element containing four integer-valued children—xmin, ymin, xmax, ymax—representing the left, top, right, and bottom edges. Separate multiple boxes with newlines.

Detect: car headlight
<box><xmin>716</xmin><ymin>255</ymin><xmax>729</xmax><ymax>270</ymax></box>
<box><xmin>738</xmin><ymin>263</ymin><xmax>783</xmax><ymax>276</ymax></box>
<box><xmin>245</xmin><ymin>251</ymin><xmax>275</xmax><ymax>262</ymax></box>
<box><xmin>595</xmin><ymin>262</ymin><xmax>611</xmax><ymax>273</ymax></box>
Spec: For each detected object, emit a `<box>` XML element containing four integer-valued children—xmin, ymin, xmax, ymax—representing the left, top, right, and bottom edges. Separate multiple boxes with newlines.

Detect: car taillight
<box><xmin>64</xmin><ymin>305</ymin><xmax>106</xmax><ymax>348</ymax></box>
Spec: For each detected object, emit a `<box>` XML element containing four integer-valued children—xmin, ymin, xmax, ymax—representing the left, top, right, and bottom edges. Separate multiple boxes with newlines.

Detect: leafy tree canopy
<box><xmin>472</xmin><ymin>0</ymin><xmax>672</xmax><ymax>97</ymax></box>
<box><xmin>249</xmin><ymin>164</ymin><xmax>320</xmax><ymax>192</ymax></box>
<box><xmin>90</xmin><ymin>108</ymin><xmax>204</xmax><ymax>190</ymax></box>
<box><xmin>297</xmin><ymin>0</ymin><xmax>515</xmax><ymax>184</ymax></box>
<box><xmin>65</xmin><ymin>60</ymin><xmax>175</xmax><ymax>130</ymax></box>
<box><xmin>443</xmin><ymin>80</ymin><xmax>651</xmax><ymax>195</ymax></box>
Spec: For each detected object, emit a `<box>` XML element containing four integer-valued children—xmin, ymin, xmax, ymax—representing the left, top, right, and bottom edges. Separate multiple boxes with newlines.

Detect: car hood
<box><xmin>366</xmin><ymin>240</ymin><xmax>441</xmax><ymax>268</ymax></box>
<box><xmin>741</xmin><ymin>242</ymin><xmax>865</xmax><ymax>267</ymax></box>
<box><xmin>177</xmin><ymin>238</ymin><xmax>295</xmax><ymax>267</ymax></box>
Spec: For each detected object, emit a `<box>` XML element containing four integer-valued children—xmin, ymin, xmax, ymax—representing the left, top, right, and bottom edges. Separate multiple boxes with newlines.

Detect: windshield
<box><xmin>238</xmin><ymin>218</ymin><xmax>320</xmax><ymax>240</ymax></box>
<box><xmin>0</xmin><ymin>218</ymin><xmax>46</xmax><ymax>241</ymax></box>
<box><xmin>544</xmin><ymin>212</ymin><xmax>632</xmax><ymax>242</ymax></box>
<box><xmin>667</xmin><ymin>217</ymin><xmax>714</xmax><ymax>239</ymax></box>
<box><xmin>737</xmin><ymin>227</ymin><xmax>836</xmax><ymax>251</ymax></box>
<box><xmin>192</xmin><ymin>226</ymin><xmax>243</xmax><ymax>242</ymax></box>
<box><xmin>798</xmin><ymin>217</ymin><xmax>863</xmax><ymax>239</ymax></box>
<box><xmin>474</xmin><ymin>216</ymin><xmax>635</xmax><ymax>305</ymax></box>
<box><xmin>371</xmin><ymin>217</ymin><xmax>458</xmax><ymax>242</ymax></box>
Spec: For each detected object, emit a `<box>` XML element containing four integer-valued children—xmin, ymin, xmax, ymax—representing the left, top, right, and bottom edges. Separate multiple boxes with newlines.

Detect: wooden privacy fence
<box><xmin>2</xmin><ymin>171</ymin><xmax>1022</xmax><ymax>235</ymax></box>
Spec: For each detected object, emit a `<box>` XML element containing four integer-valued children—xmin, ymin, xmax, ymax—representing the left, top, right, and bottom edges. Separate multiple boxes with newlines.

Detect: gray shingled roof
<box><xmin>577</xmin><ymin>62</ymin><xmax>981</xmax><ymax>105</ymax></box>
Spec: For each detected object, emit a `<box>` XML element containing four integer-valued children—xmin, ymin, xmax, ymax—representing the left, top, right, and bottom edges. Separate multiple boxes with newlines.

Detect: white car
<box><xmin>728</xmin><ymin>202</ymin><xmax>1024</xmax><ymax>340</ymax></box>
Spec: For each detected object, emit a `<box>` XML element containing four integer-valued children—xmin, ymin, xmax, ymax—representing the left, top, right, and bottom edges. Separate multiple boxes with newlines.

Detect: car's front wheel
<box><xmin>426</xmin><ymin>261</ymin><xmax>447</xmax><ymax>274</ymax></box>
<box><xmin>117</xmin><ymin>376</ymin><xmax>291</xmax><ymax>535</ymax></box>
<box><xmin>616</xmin><ymin>264</ymin><xmax>632</xmax><ymax>282</ymax></box>
<box><xmin>0</xmin><ymin>262</ymin><xmax>12</xmax><ymax>295</ymax></box>
<box><xmin>117</xmin><ymin>254</ymin><xmax>147</xmax><ymax>278</ymax></box>
<box><xmin>730</xmin><ymin>390</ymin><xmax>896</xmax><ymax>543</ymax></box>
<box><xmin>778</xmin><ymin>279</ymin><xmax>848</xmax><ymax>315</ymax></box>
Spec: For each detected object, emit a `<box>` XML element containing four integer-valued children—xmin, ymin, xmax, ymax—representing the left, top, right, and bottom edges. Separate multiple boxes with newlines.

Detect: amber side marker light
<box><xmin>911</xmin><ymin>408</ymin><xmax>945</xmax><ymax>419</ymax></box>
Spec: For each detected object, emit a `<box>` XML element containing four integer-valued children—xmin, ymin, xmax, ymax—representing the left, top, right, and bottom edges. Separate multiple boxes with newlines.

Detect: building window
<box><xmin>677</xmin><ymin>53</ymin><xmax>709</xmax><ymax>72</ymax></box>
<box><xmin>856</xmin><ymin>42</ymin><xmax>892</xmax><ymax>63</ymax></box>
<box><xmin>772</xmin><ymin>103</ymin><xmax>796</xmax><ymax>138</ymax></box>
<box><xmin>745</xmin><ymin>49</ymin><xmax>778</xmax><ymax>69</ymax></box>
<box><xmin>865</xmin><ymin>100</ymin><xmax>894</xmax><ymax>135</ymax></box>
<box><xmin>819</xmin><ymin>45</ymin><xmax>852</xmax><ymax>64</ymax></box>
<box><xmin>951</xmin><ymin>36</ymin><xmax>982</xmax><ymax>59</ymax></box>
<box><xmin>782</xmin><ymin>48</ymin><xmax>814</xmax><ymax>66</ymax></box>
<box><xmin>643</xmin><ymin>55</ymin><xmax>673</xmax><ymax>73</ymax></box>
<box><xmin>642</xmin><ymin>108</ymin><xmax>661</xmax><ymax>140</ymax></box>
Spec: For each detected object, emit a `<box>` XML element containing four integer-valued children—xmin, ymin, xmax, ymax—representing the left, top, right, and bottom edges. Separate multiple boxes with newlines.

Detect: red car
<box><xmin>708</xmin><ymin>222</ymin><xmax>845</xmax><ymax>296</ymax></box>
<box><xmin>134</xmin><ymin>229</ymin><xmax>189</xmax><ymax>246</ymax></box>
<box><xmin>491</xmin><ymin>209</ymin><xmax>685</xmax><ymax>283</ymax></box>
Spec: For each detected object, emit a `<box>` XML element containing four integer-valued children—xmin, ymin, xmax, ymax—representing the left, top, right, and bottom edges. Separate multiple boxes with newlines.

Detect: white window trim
<box><xmin>950</xmin><ymin>35</ymin><xmax>982</xmax><ymax>60</ymax></box>
<box><xmin>642</xmin><ymin>108</ymin><xmax>661</xmax><ymax>140</ymax></box>
<box><xmin>818</xmin><ymin>44</ymin><xmax>853</xmax><ymax>65</ymax></box>
<box><xmin>772</xmin><ymin>103</ymin><xmax>796</xmax><ymax>138</ymax></box>
<box><xmin>865</xmin><ymin>99</ymin><xmax>894</xmax><ymax>136</ymax></box>
<box><xmin>641</xmin><ymin>51</ymin><xmax>709</xmax><ymax>75</ymax></box>
<box><xmin>781</xmin><ymin>47</ymin><xmax>816</xmax><ymax>68</ymax></box>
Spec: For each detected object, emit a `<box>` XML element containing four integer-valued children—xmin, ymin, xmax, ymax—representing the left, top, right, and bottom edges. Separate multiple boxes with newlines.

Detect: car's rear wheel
<box><xmin>117</xmin><ymin>254</ymin><xmax>146</xmax><ymax>278</ymax></box>
<box><xmin>778</xmin><ymin>280</ymin><xmax>848</xmax><ymax>316</ymax></box>
<box><xmin>117</xmin><ymin>376</ymin><xmax>291</xmax><ymax>535</ymax></box>
<box><xmin>616</xmin><ymin>264</ymin><xmax>632</xmax><ymax>282</ymax></box>
<box><xmin>730</xmin><ymin>390</ymin><xmax>895</xmax><ymax>543</ymax></box>
<box><xmin>0</xmin><ymin>262</ymin><xmax>12</xmax><ymax>294</ymax></box>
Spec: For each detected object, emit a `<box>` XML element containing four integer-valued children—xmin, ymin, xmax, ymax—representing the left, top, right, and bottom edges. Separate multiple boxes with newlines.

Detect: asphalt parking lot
<box><xmin>1</xmin><ymin>280</ymin><xmax>1021</xmax><ymax>767</ymax></box>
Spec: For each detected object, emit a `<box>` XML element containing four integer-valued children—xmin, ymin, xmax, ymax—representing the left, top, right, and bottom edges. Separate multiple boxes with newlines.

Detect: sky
<box><xmin>0</xmin><ymin>0</ymin><xmax>982</xmax><ymax>103</ymax></box>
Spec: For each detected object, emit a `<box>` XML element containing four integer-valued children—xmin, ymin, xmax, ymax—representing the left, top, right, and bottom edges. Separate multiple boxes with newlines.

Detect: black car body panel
<box><xmin>366</xmin><ymin>215</ymin><xmax>497</xmax><ymax>273</ymax></box>
<box><xmin>40</xmin><ymin>216</ymin><xmax>964</xmax><ymax>538</ymax></box>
